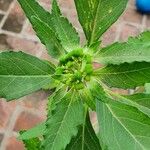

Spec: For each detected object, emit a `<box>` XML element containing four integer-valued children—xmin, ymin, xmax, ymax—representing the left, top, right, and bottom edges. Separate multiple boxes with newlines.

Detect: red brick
<box><xmin>0</xmin><ymin>0</ymin><xmax>13</xmax><ymax>11</ymax></box>
<box><xmin>146</xmin><ymin>15</ymin><xmax>150</xmax><ymax>29</ymax></box>
<box><xmin>6</xmin><ymin>136</ymin><xmax>24</xmax><ymax>150</ymax></box>
<box><xmin>0</xmin><ymin>133</ymin><xmax>4</xmax><ymax>146</ymax></box>
<box><xmin>102</xmin><ymin>23</ymin><xmax>118</xmax><ymax>46</ymax></box>
<box><xmin>120</xmin><ymin>24</ymin><xmax>140</xmax><ymax>41</ymax></box>
<box><xmin>13</xmin><ymin>111</ymin><xmax>44</xmax><ymax>131</ymax></box>
<box><xmin>129</xmin><ymin>0</ymin><xmax>136</xmax><ymax>7</ymax></box>
<box><xmin>20</xmin><ymin>91</ymin><xmax>48</xmax><ymax>109</ymax></box>
<box><xmin>2</xmin><ymin>2</ymin><xmax>25</xmax><ymax>33</ymax></box>
<box><xmin>0</xmin><ymin>34</ymin><xmax>12</xmax><ymax>51</ymax></box>
<box><xmin>24</xmin><ymin>23</ymin><xmax>36</xmax><ymax>36</ymax></box>
<box><xmin>58</xmin><ymin>0</ymin><xmax>75</xmax><ymax>10</ymax></box>
<box><xmin>6</xmin><ymin>36</ymin><xmax>41</xmax><ymax>55</ymax></box>
<box><xmin>0</xmin><ymin>100</ymin><xmax>16</xmax><ymax>129</ymax></box>
<box><xmin>121</xmin><ymin>7</ymin><xmax>143</xmax><ymax>24</ymax></box>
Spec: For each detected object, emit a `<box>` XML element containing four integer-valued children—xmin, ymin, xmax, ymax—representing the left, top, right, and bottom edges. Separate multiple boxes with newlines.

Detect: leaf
<box><xmin>66</xmin><ymin>112</ymin><xmax>101</xmax><ymax>150</ymax></box>
<box><xmin>74</xmin><ymin>0</ymin><xmax>128</xmax><ymax>45</ymax></box>
<box><xmin>107</xmin><ymin>90</ymin><xmax>150</xmax><ymax>117</ymax></box>
<box><xmin>95</xmin><ymin>31</ymin><xmax>150</xmax><ymax>65</ymax></box>
<box><xmin>17</xmin><ymin>0</ymin><xmax>52</xmax><ymax>26</ymax></box>
<box><xmin>145</xmin><ymin>83</ymin><xmax>150</xmax><ymax>94</ymax></box>
<box><xmin>0</xmin><ymin>51</ymin><xmax>55</xmax><ymax>100</ymax></box>
<box><xmin>51</xmin><ymin>0</ymin><xmax>80</xmax><ymax>51</ymax></box>
<box><xmin>31</xmin><ymin>16</ymin><xmax>66</xmax><ymax>58</ymax></box>
<box><xmin>79</xmin><ymin>88</ymin><xmax>96</xmax><ymax>110</ymax></box>
<box><xmin>96</xmin><ymin>62</ymin><xmax>150</xmax><ymax>89</ymax></box>
<box><xmin>96</xmin><ymin>99</ymin><xmax>150</xmax><ymax>150</ymax></box>
<box><xmin>19</xmin><ymin>122</ymin><xmax>46</xmax><ymax>140</ymax></box>
<box><xmin>43</xmin><ymin>90</ymin><xmax>85</xmax><ymax>150</ymax></box>
<box><xmin>20</xmin><ymin>131</ymin><xmax>41</xmax><ymax>150</ymax></box>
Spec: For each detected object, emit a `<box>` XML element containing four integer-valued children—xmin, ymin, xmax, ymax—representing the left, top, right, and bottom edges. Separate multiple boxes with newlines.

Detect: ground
<box><xmin>0</xmin><ymin>0</ymin><xmax>149</xmax><ymax>149</ymax></box>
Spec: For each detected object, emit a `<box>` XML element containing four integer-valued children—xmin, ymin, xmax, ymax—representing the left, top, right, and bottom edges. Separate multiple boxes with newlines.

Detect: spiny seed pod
<box><xmin>85</xmin><ymin>55</ymin><xmax>92</xmax><ymax>63</ymax></box>
<box><xmin>55</xmin><ymin>67</ymin><xmax>64</xmax><ymax>75</ymax></box>
<box><xmin>75</xmin><ymin>82</ymin><xmax>84</xmax><ymax>90</ymax></box>
<box><xmin>85</xmin><ymin>64</ymin><xmax>93</xmax><ymax>75</ymax></box>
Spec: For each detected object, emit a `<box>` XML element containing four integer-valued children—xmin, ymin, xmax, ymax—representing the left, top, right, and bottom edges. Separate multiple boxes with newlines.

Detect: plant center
<box><xmin>55</xmin><ymin>48</ymin><xmax>93</xmax><ymax>90</ymax></box>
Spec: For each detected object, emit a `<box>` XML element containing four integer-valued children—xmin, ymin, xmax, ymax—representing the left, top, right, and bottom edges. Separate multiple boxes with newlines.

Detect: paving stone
<box><xmin>2</xmin><ymin>2</ymin><xmax>25</xmax><ymax>33</ymax></box>
<box><xmin>6</xmin><ymin>136</ymin><xmax>24</xmax><ymax>150</ymax></box>
<box><xmin>121</xmin><ymin>7</ymin><xmax>143</xmax><ymax>24</ymax></box>
<box><xmin>13</xmin><ymin>111</ymin><xmax>44</xmax><ymax>131</ymax></box>
<box><xmin>0</xmin><ymin>100</ymin><xmax>16</xmax><ymax>130</ymax></box>
<box><xmin>0</xmin><ymin>14</ymin><xmax>3</xmax><ymax>22</ymax></box>
<box><xmin>0</xmin><ymin>34</ymin><xmax>12</xmax><ymax>50</ymax></box>
<box><xmin>0</xmin><ymin>134</ymin><xmax>4</xmax><ymax>146</ymax></box>
<box><xmin>120</xmin><ymin>24</ymin><xmax>140</xmax><ymax>41</ymax></box>
<box><xmin>0</xmin><ymin>0</ymin><xmax>13</xmax><ymax>11</ymax></box>
<box><xmin>146</xmin><ymin>15</ymin><xmax>150</xmax><ymax>29</ymax></box>
<box><xmin>6</xmin><ymin>36</ymin><xmax>41</xmax><ymax>55</ymax></box>
<box><xmin>102</xmin><ymin>23</ymin><xmax>118</xmax><ymax>46</ymax></box>
<box><xmin>20</xmin><ymin>91</ymin><xmax>49</xmax><ymax>109</ymax></box>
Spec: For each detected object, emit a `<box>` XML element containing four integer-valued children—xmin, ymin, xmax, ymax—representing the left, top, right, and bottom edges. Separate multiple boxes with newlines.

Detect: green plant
<box><xmin>1</xmin><ymin>0</ymin><xmax>150</xmax><ymax>149</ymax></box>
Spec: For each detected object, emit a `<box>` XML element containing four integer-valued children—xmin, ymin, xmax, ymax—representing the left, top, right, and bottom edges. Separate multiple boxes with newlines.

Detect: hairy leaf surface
<box><xmin>66</xmin><ymin>112</ymin><xmax>101</xmax><ymax>150</ymax></box>
<box><xmin>20</xmin><ymin>131</ymin><xmax>41</xmax><ymax>150</ymax></box>
<box><xmin>51</xmin><ymin>0</ymin><xmax>80</xmax><ymax>51</ymax></box>
<box><xmin>0</xmin><ymin>51</ymin><xmax>54</xmax><ymax>100</ymax></box>
<box><xmin>19</xmin><ymin>122</ymin><xmax>46</xmax><ymax>140</ymax></box>
<box><xmin>95</xmin><ymin>32</ymin><xmax>150</xmax><ymax>65</ymax></box>
<box><xmin>97</xmin><ymin>99</ymin><xmax>150</xmax><ymax>150</ymax></box>
<box><xmin>31</xmin><ymin>16</ymin><xmax>66</xmax><ymax>58</ymax></box>
<box><xmin>43</xmin><ymin>90</ymin><xmax>85</xmax><ymax>150</ymax></box>
<box><xmin>96</xmin><ymin>62</ymin><xmax>150</xmax><ymax>89</ymax></box>
<box><xmin>74</xmin><ymin>0</ymin><xmax>127</xmax><ymax>45</ymax></box>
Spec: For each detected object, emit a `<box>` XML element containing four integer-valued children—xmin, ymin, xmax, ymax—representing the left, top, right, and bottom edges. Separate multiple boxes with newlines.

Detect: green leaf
<box><xmin>0</xmin><ymin>51</ymin><xmax>55</xmax><ymax>100</ymax></box>
<box><xmin>20</xmin><ymin>131</ymin><xmax>41</xmax><ymax>150</ymax></box>
<box><xmin>31</xmin><ymin>16</ymin><xmax>66</xmax><ymax>58</ymax></box>
<box><xmin>51</xmin><ymin>0</ymin><xmax>80</xmax><ymax>51</ymax></box>
<box><xmin>17</xmin><ymin>0</ymin><xmax>52</xmax><ymax>26</ymax></box>
<box><xmin>74</xmin><ymin>0</ymin><xmax>128</xmax><ymax>45</ymax></box>
<box><xmin>145</xmin><ymin>83</ymin><xmax>150</xmax><ymax>94</ymax></box>
<box><xmin>19</xmin><ymin>122</ymin><xmax>46</xmax><ymax>140</ymax></box>
<box><xmin>107</xmin><ymin>90</ymin><xmax>150</xmax><ymax>117</ymax></box>
<box><xmin>66</xmin><ymin>112</ymin><xmax>101</xmax><ymax>150</ymax></box>
<box><xmin>43</xmin><ymin>90</ymin><xmax>85</xmax><ymax>150</ymax></box>
<box><xmin>95</xmin><ymin>32</ymin><xmax>150</xmax><ymax>65</ymax></box>
<box><xmin>96</xmin><ymin>62</ymin><xmax>150</xmax><ymax>89</ymax></box>
<box><xmin>96</xmin><ymin>99</ymin><xmax>150</xmax><ymax>150</ymax></box>
<box><xmin>79</xmin><ymin>88</ymin><xmax>96</xmax><ymax>110</ymax></box>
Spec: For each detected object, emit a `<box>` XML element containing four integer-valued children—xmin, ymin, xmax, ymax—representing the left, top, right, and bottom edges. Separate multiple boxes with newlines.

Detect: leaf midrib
<box><xmin>106</xmin><ymin>104</ymin><xmax>146</xmax><ymax>150</ymax></box>
<box><xmin>50</xmin><ymin>91</ymin><xmax>75</xmax><ymax>149</ymax></box>
<box><xmin>89</xmin><ymin>0</ymin><xmax>101</xmax><ymax>45</ymax></box>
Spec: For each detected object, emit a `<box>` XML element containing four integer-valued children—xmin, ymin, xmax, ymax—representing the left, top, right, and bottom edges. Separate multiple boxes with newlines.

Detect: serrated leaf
<box><xmin>107</xmin><ymin>90</ymin><xmax>150</xmax><ymax>117</ymax></box>
<box><xmin>43</xmin><ymin>90</ymin><xmax>85</xmax><ymax>150</ymax></box>
<box><xmin>66</xmin><ymin>112</ymin><xmax>101</xmax><ymax>150</ymax></box>
<box><xmin>51</xmin><ymin>0</ymin><xmax>80</xmax><ymax>51</ymax></box>
<box><xmin>96</xmin><ymin>99</ymin><xmax>150</xmax><ymax>150</ymax></box>
<box><xmin>124</xmin><ymin>94</ymin><xmax>150</xmax><ymax>116</ymax></box>
<box><xmin>79</xmin><ymin>88</ymin><xmax>96</xmax><ymax>110</ymax></box>
<box><xmin>95</xmin><ymin>31</ymin><xmax>150</xmax><ymax>65</ymax></box>
<box><xmin>74</xmin><ymin>0</ymin><xmax>128</xmax><ymax>45</ymax></box>
<box><xmin>0</xmin><ymin>51</ymin><xmax>55</xmax><ymax>100</ymax></box>
<box><xmin>19</xmin><ymin>122</ymin><xmax>46</xmax><ymax>140</ymax></box>
<box><xmin>96</xmin><ymin>62</ymin><xmax>150</xmax><ymax>89</ymax></box>
<box><xmin>20</xmin><ymin>131</ymin><xmax>41</xmax><ymax>150</ymax></box>
<box><xmin>31</xmin><ymin>16</ymin><xmax>66</xmax><ymax>58</ymax></box>
<box><xmin>17</xmin><ymin>0</ymin><xmax>52</xmax><ymax>27</ymax></box>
